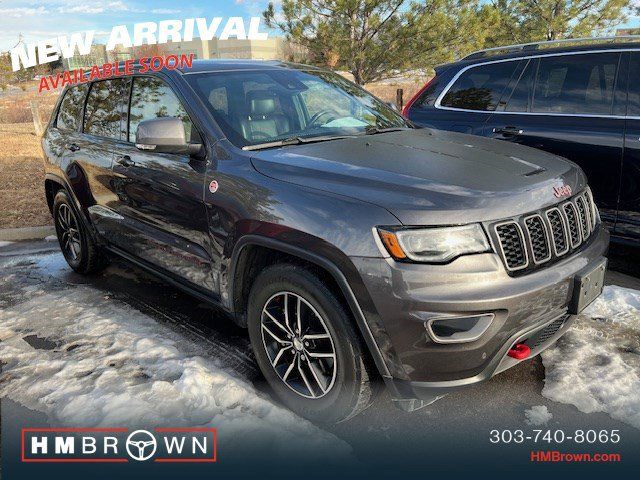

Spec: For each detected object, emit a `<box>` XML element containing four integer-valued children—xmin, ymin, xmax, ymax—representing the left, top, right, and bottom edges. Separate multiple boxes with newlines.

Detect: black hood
<box><xmin>250</xmin><ymin>128</ymin><xmax>587</xmax><ymax>225</ymax></box>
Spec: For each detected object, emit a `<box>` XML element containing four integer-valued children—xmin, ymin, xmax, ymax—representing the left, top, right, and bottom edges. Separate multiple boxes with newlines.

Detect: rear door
<box><xmin>107</xmin><ymin>75</ymin><xmax>214</xmax><ymax>291</ymax></box>
<box><xmin>77</xmin><ymin>78</ymin><xmax>129</xmax><ymax>235</ymax></box>
<box><xmin>618</xmin><ymin>52</ymin><xmax>640</xmax><ymax>239</ymax></box>
<box><xmin>411</xmin><ymin>60</ymin><xmax>523</xmax><ymax>134</ymax></box>
<box><xmin>483</xmin><ymin>51</ymin><xmax>626</xmax><ymax>228</ymax></box>
<box><xmin>47</xmin><ymin>83</ymin><xmax>89</xmax><ymax>181</ymax></box>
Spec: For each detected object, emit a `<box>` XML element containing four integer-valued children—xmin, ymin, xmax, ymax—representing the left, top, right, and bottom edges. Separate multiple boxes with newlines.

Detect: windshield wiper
<box><xmin>242</xmin><ymin>134</ymin><xmax>354</xmax><ymax>151</ymax></box>
<box><xmin>363</xmin><ymin>126</ymin><xmax>411</xmax><ymax>135</ymax></box>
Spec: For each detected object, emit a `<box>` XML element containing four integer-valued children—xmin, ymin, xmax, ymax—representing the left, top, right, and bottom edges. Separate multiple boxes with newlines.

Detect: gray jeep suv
<box><xmin>42</xmin><ymin>60</ymin><xmax>608</xmax><ymax>422</ymax></box>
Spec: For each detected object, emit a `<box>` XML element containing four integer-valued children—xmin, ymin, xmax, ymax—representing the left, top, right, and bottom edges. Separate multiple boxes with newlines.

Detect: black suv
<box><xmin>404</xmin><ymin>38</ymin><xmax>640</xmax><ymax>244</ymax></box>
<box><xmin>42</xmin><ymin>60</ymin><xmax>608</xmax><ymax>422</ymax></box>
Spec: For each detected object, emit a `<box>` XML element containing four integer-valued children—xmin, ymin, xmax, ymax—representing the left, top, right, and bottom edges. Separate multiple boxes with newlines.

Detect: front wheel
<box><xmin>247</xmin><ymin>263</ymin><xmax>377</xmax><ymax>423</ymax></box>
<box><xmin>53</xmin><ymin>190</ymin><xmax>108</xmax><ymax>274</ymax></box>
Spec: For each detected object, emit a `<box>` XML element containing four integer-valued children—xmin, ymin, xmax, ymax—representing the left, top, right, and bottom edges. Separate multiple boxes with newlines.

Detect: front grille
<box><xmin>545</xmin><ymin>208</ymin><xmax>568</xmax><ymax>255</ymax></box>
<box><xmin>495</xmin><ymin>222</ymin><xmax>528</xmax><ymax>270</ymax></box>
<box><xmin>576</xmin><ymin>196</ymin><xmax>591</xmax><ymax>238</ymax></box>
<box><xmin>493</xmin><ymin>189</ymin><xmax>598</xmax><ymax>274</ymax></box>
<box><xmin>531</xmin><ymin>317</ymin><xmax>566</xmax><ymax>348</ymax></box>
<box><xmin>524</xmin><ymin>215</ymin><xmax>550</xmax><ymax>263</ymax></box>
<box><xmin>563</xmin><ymin>202</ymin><xmax>581</xmax><ymax>248</ymax></box>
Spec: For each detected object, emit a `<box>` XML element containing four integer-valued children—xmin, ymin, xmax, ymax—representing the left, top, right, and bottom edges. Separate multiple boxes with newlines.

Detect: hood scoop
<box><xmin>510</xmin><ymin>156</ymin><xmax>547</xmax><ymax>176</ymax></box>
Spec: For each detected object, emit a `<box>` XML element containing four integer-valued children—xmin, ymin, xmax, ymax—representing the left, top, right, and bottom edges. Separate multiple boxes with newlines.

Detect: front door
<box><xmin>484</xmin><ymin>52</ymin><xmax>626</xmax><ymax>228</ymax></box>
<box><xmin>618</xmin><ymin>52</ymin><xmax>640</xmax><ymax>239</ymax></box>
<box><xmin>109</xmin><ymin>75</ymin><xmax>214</xmax><ymax>292</ymax></box>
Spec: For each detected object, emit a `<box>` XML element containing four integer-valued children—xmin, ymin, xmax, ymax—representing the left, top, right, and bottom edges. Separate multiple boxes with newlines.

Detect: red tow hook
<box><xmin>508</xmin><ymin>343</ymin><xmax>531</xmax><ymax>360</ymax></box>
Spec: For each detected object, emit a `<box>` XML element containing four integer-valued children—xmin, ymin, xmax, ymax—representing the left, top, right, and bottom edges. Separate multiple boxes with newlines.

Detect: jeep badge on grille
<box><xmin>553</xmin><ymin>185</ymin><xmax>572</xmax><ymax>198</ymax></box>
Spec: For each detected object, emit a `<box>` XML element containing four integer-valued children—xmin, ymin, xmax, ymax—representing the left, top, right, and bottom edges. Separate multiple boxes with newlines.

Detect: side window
<box><xmin>56</xmin><ymin>84</ymin><xmax>88</xmax><ymax>132</ymax></box>
<box><xmin>440</xmin><ymin>61</ymin><xmax>519</xmax><ymax>111</ymax></box>
<box><xmin>84</xmin><ymin>79</ymin><xmax>127</xmax><ymax>139</ymax></box>
<box><xmin>626</xmin><ymin>54</ymin><xmax>640</xmax><ymax>116</ymax></box>
<box><xmin>532</xmin><ymin>53</ymin><xmax>619</xmax><ymax>115</ymax></box>
<box><xmin>128</xmin><ymin>77</ymin><xmax>193</xmax><ymax>143</ymax></box>
<box><xmin>504</xmin><ymin>59</ymin><xmax>536</xmax><ymax>112</ymax></box>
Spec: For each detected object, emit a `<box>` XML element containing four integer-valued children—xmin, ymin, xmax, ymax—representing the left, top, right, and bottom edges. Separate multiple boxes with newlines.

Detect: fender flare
<box><xmin>228</xmin><ymin>234</ymin><xmax>392</xmax><ymax>379</ymax></box>
<box><xmin>45</xmin><ymin>173</ymin><xmax>98</xmax><ymax>241</ymax></box>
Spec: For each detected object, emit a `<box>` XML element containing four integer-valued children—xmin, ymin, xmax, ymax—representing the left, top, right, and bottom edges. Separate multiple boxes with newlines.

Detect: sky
<box><xmin>0</xmin><ymin>0</ymin><xmax>279</xmax><ymax>51</ymax></box>
<box><xmin>0</xmin><ymin>0</ymin><xmax>639</xmax><ymax>52</ymax></box>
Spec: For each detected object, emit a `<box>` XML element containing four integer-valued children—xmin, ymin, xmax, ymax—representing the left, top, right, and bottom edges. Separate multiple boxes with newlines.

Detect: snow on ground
<box><xmin>0</xmin><ymin>256</ymin><xmax>353</xmax><ymax>462</ymax></box>
<box><xmin>524</xmin><ymin>405</ymin><xmax>553</xmax><ymax>426</ymax></box>
<box><xmin>541</xmin><ymin>286</ymin><xmax>640</xmax><ymax>429</ymax></box>
<box><xmin>0</xmin><ymin>241</ymin><xmax>13</xmax><ymax>247</ymax></box>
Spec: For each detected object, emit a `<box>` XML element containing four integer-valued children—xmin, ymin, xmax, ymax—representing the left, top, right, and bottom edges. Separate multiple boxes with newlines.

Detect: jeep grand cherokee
<box><xmin>42</xmin><ymin>60</ymin><xmax>609</xmax><ymax>422</ymax></box>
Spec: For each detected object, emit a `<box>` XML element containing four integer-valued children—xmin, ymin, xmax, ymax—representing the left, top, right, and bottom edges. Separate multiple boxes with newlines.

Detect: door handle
<box><xmin>115</xmin><ymin>155</ymin><xmax>135</xmax><ymax>168</ymax></box>
<box><xmin>493</xmin><ymin>126</ymin><xmax>523</xmax><ymax>136</ymax></box>
<box><xmin>67</xmin><ymin>143</ymin><xmax>80</xmax><ymax>152</ymax></box>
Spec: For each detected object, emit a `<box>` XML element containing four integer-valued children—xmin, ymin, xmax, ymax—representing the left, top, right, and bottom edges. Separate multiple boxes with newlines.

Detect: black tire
<box><xmin>53</xmin><ymin>190</ymin><xmax>108</xmax><ymax>274</ymax></box>
<box><xmin>247</xmin><ymin>263</ymin><xmax>377</xmax><ymax>423</ymax></box>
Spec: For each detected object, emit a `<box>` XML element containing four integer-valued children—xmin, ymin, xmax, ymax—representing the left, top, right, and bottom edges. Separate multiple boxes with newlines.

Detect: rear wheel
<box><xmin>53</xmin><ymin>190</ymin><xmax>108</xmax><ymax>274</ymax></box>
<box><xmin>247</xmin><ymin>263</ymin><xmax>377</xmax><ymax>423</ymax></box>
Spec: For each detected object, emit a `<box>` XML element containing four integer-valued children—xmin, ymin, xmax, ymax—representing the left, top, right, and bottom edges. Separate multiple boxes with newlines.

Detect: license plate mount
<box><xmin>569</xmin><ymin>259</ymin><xmax>607</xmax><ymax>314</ymax></box>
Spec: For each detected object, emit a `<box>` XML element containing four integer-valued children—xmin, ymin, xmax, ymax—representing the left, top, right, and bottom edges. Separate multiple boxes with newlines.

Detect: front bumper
<box><xmin>351</xmin><ymin>226</ymin><xmax>609</xmax><ymax>401</ymax></box>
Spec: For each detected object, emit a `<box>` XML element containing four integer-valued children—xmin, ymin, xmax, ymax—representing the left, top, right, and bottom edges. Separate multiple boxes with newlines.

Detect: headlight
<box><xmin>377</xmin><ymin>224</ymin><xmax>491</xmax><ymax>263</ymax></box>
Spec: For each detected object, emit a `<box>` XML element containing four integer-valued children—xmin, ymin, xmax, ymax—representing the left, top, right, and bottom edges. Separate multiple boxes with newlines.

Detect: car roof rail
<box><xmin>462</xmin><ymin>35</ymin><xmax>640</xmax><ymax>61</ymax></box>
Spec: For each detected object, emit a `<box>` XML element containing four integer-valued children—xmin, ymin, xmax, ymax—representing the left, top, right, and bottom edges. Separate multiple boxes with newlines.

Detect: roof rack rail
<box><xmin>462</xmin><ymin>35</ymin><xmax>640</xmax><ymax>61</ymax></box>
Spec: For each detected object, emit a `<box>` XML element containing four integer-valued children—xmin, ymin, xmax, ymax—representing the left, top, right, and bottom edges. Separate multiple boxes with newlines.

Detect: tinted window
<box><xmin>413</xmin><ymin>76</ymin><xmax>444</xmax><ymax>109</ymax></box>
<box><xmin>504</xmin><ymin>59</ymin><xmax>536</xmax><ymax>112</ymax></box>
<box><xmin>627</xmin><ymin>54</ymin><xmax>640</xmax><ymax>116</ymax></box>
<box><xmin>56</xmin><ymin>84</ymin><xmax>88</xmax><ymax>131</ymax></box>
<box><xmin>440</xmin><ymin>61</ymin><xmax>519</xmax><ymax>111</ymax></box>
<box><xmin>128</xmin><ymin>77</ymin><xmax>193</xmax><ymax>143</ymax></box>
<box><xmin>532</xmin><ymin>53</ymin><xmax>619</xmax><ymax>114</ymax></box>
<box><xmin>84</xmin><ymin>79</ymin><xmax>128</xmax><ymax>139</ymax></box>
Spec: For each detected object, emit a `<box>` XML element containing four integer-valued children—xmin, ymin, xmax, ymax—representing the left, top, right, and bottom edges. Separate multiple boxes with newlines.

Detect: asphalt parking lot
<box><xmin>1</xmin><ymin>239</ymin><xmax>639</xmax><ymax>466</ymax></box>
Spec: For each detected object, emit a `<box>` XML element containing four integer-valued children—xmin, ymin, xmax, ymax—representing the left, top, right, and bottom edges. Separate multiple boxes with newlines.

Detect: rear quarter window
<box><xmin>56</xmin><ymin>84</ymin><xmax>88</xmax><ymax>132</ymax></box>
<box><xmin>440</xmin><ymin>61</ymin><xmax>519</xmax><ymax>111</ymax></box>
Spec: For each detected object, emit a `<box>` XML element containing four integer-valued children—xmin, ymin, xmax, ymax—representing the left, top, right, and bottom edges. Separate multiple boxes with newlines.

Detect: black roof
<box><xmin>440</xmin><ymin>41</ymin><xmax>640</xmax><ymax>72</ymax></box>
<box><xmin>179</xmin><ymin>59</ymin><xmax>324</xmax><ymax>74</ymax></box>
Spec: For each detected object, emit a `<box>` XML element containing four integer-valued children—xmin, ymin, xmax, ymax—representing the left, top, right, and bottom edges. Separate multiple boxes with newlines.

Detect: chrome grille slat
<box><xmin>493</xmin><ymin>190</ymin><xmax>598</xmax><ymax>275</ymax></box>
<box><xmin>576</xmin><ymin>195</ymin><xmax>591</xmax><ymax>238</ymax></box>
<box><xmin>545</xmin><ymin>208</ymin><xmax>569</xmax><ymax>256</ymax></box>
<box><xmin>524</xmin><ymin>214</ymin><xmax>551</xmax><ymax>264</ymax></box>
<box><xmin>562</xmin><ymin>202</ymin><xmax>582</xmax><ymax>248</ymax></box>
<box><xmin>586</xmin><ymin>189</ymin><xmax>597</xmax><ymax>226</ymax></box>
<box><xmin>494</xmin><ymin>222</ymin><xmax>529</xmax><ymax>271</ymax></box>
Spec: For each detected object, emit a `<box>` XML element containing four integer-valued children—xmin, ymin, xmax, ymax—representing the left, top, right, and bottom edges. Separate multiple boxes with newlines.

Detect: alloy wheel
<box><xmin>260</xmin><ymin>291</ymin><xmax>337</xmax><ymax>399</ymax></box>
<box><xmin>57</xmin><ymin>203</ymin><xmax>81</xmax><ymax>262</ymax></box>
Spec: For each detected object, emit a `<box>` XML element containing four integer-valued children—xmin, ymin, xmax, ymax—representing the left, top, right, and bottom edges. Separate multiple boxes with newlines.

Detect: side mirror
<box><xmin>135</xmin><ymin>117</ymin><xmax>202</xmax><ymax>156</ymax></box>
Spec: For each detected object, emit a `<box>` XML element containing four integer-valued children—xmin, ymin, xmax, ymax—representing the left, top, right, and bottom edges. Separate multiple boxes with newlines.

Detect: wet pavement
<box><xmin>1</xmin><ymin>239</ymin><xmax>639</xmax><ymax>466</ymax></box>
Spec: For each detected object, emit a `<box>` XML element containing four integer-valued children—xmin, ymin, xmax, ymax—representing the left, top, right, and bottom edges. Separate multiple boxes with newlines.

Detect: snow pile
<box><xmin>0</xmin><ymin>281</ymin><xmax>353</xmax><ymax>461</ymax></box>
<box><xmin>524</xmin><ymin>405</ymin><xmax>552</xmax><ymax>426</ymax></box>
<box><xmin>541</xmin><ymin>286</ymin><xmax>640</xmax><ymax>429</ymax></box>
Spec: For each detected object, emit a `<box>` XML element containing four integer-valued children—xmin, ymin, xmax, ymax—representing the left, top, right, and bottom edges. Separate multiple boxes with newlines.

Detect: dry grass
<box><xmin>0</xmin><ymin>123</ymin><xmax>52</xmax><ymax>229</ymax></box>
<box><xmin>0</xmin><ymin>85</ymin><xmax>59</xmax><ymax>124</ymax></box>
<box><xmin>365</xmin><ymin>79</ymin><xmax>430</xmax><ymax>107</ymax></box>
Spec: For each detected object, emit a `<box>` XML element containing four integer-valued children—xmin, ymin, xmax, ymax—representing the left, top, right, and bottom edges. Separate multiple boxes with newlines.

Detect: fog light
<box><xmin>426</xmin><ymin>314</ymin><xmax>494</xmax><ymax>344</ymax></box>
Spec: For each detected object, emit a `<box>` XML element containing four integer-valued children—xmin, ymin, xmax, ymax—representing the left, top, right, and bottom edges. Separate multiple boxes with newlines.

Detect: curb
<box><xmin>0</xmin><ymin>225</ymin><xmax>55</xmax><ymax>242</ymax></box>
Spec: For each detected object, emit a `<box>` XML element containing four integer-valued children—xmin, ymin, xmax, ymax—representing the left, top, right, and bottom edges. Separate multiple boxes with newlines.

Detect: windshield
<box><xmin>185</xmin><ymin>68</ymin><xmax>411</xmax><ymax>148</ymax></box>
